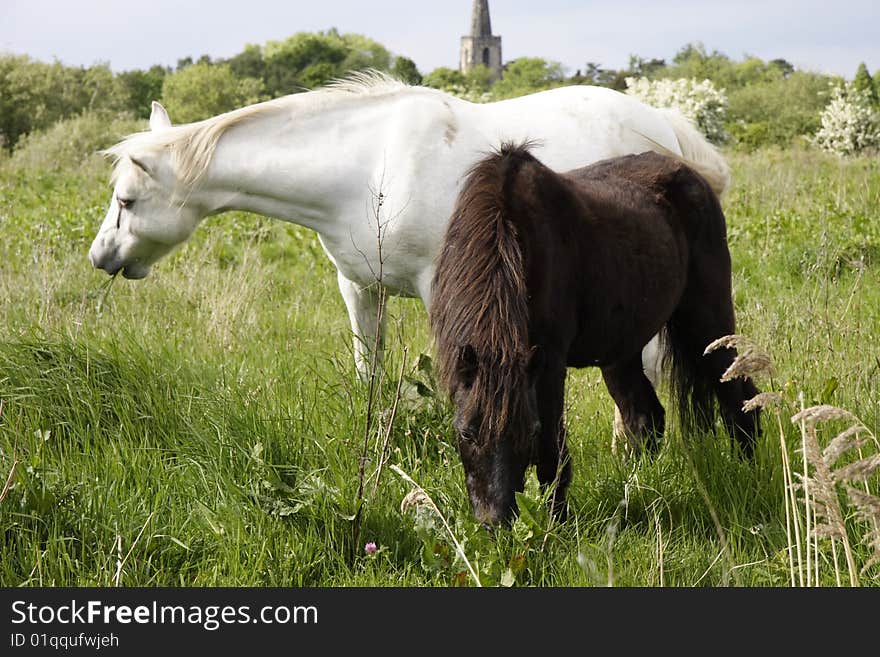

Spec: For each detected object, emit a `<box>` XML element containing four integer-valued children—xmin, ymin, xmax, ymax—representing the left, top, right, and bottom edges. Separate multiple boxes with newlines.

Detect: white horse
<box><xmin>89</xmin><ymin>72</ymin><xmax>729</xmax><ymax>431</ymax></box>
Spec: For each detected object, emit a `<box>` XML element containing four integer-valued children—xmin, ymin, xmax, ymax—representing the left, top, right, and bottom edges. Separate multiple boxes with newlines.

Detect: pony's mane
<box><xmin>430</xmin><ymin>143</ymin><xmax>538</xmax><ymax>442</ymax></box>
<box><xmin>105</xmin><ymin>70</ymin><xmax>413</xmax><ymax>188</ymax></box>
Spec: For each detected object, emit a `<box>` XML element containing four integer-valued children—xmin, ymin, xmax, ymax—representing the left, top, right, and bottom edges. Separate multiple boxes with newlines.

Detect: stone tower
<box><xmin>460</xmin><ymin>0</ymin><xmax>502</xmax><ymax>81</ymax></box>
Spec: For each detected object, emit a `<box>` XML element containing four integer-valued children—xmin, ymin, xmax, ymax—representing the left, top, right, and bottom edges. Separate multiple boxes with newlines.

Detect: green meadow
<box><xmin>1</xmin><ymin>140</ymin><xmax>878</xmax><ymax>587</ymax></box>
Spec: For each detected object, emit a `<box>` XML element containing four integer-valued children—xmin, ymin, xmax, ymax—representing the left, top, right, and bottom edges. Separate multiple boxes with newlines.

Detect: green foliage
<box><xmin>391</xmin><ymin>57</ymin><xmax>422</xmax><ymax>85</ymax></box>
<box><xmin>634</xmin><ymin>43</ymin><xmax>841</xmax><ymax>149</ymax></box>
<box><xmin>116</xmin><ymin>66</ymin><xmax>168</xmax><ymax>119</ymax></box>
<box><xmin>160</xmin><ymin>63</ymin><xmax>265</xmax><ymax>123</ymax></box>
<box><xmin>422</xmin><ymin>66</ymin><xmax>492</xmax><ymax>102</ymax></box>
<box><xmin>0</xmin><ymin>55</ymin><xmax>125</xmax><ymax>150</ymax></box>
<box><xmin>226</xmin><ymin>44</ymin><xmax>265</xmax><ymax>81</ymax></box>
<box><xmin>260</xmin><ymin>29</ymin><xmax>392</xmax><ymax>96</ymax></box>
<box><xmin>661</xmin><ymin>43</ymin><xmax>786</xmax><ymax>90</ymax></box>
<box><xmin>726</xmin><ymin>72</ymin><xmax>830</xmax><ymax>149</ymax></box>
<box><xmin>490</xmin><ymin>57</ymin><xmax>566</xmax><ymax>100</ymax></box>
<box><xmin>5</xmin><ymin>110</ymin><xmax>144</xmax><ymax>173</ymax></box>
<box><xmin>422</xmin><ymin>66</ymin><xmax>465</xmax><ymax>90</ymax></box>
<box><xmin>853</xmin><ymin>62</ymin><xmax>878</xmax><ymax>105</ymax></box>
<box><xmin>627</xmin><ymin>55</ymin><xmax>667</xmax><ymax>79</ymax></box>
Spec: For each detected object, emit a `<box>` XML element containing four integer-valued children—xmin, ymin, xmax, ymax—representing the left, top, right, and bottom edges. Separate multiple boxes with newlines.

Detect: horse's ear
<box><xmin>149</xmin><ymin>101</ymin><xmax>172</xmax><ymax>131</ymax></box>
<box><xmin>457</xmin><ymin>345</ymin><xmax>478</xmax><ymax>387</ymax></box>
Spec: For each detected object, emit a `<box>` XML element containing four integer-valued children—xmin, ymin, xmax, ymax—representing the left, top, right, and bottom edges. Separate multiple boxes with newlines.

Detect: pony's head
<box><xmin>447</xmin><ymin>345</ymin><xmax>543</xmax><ymax>526</ymax></box>
<box><xmin>89</xmin><ymin>102</ymin><xmax>204</xmax><ymax>279</ymax></box>
<box><xmin>430</xmin><ymin>143</ymin><xmax>549</xmax><ymax>526</ymax></box>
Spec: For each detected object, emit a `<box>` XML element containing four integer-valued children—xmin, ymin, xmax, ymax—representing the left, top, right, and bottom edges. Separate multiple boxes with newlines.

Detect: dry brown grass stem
<box><xmin>113</xmin><ymin>512</ymin><xmax>155</xmax><ymax>587</ymax></box>
<box><xmin>370</xmin><ymin>347</ymin><xmax>408</xmax><ymax>500</ymax></box>
<box><xmin>844</xmin><ymin>486</ymin><xmax>880</xmax><ymax>573</ymax></box>
<box><xmin>704</xmin><ymin>334</ymin><xmax>776</xmax><ymax>381</ymax></box>
<box><xmin>788</xmin><ymin>401</ymin><xmax>880</xmax><ymax>585</ymax></box>
<box><xmin>798</xmin><ymin>420</ymin><xmax>856</xmax><ymax>585</ymax></box>
<box><xmin>0</xmin><ymin>459</ymin><xmax>17</xmax><ymax>504</ymax></box>
<box><xmin>797</xmin><ymin>393</ymin><xmax>814</xmax><ymax>586</ymax></box>
<box><xmin>742</xmin><ymin>392</ymin><xmax>782</xmax><ymax>413</ymax></box>
<box><xmin>777</xmin><ymin>405</ymin><xmax>803</xmax><ymax>586</ymax></box>
<box><xmin>791</xmin><ymin>405</ymin><xmax>858</xmax><ymax>427</ymax></box>
<box><xmin>833</xmin><ymin>455</ymin><xmax>880</xmax><ymax>484</ymax></box>
<box><xmin>824</xmin><ymin>425</ymin><xmax>867</xmax><ymax>466</ymax></box>
<box><xmin>655</xmin><ymin>508</ymin><xmax>665</xmax><ymax>588</ymax></box>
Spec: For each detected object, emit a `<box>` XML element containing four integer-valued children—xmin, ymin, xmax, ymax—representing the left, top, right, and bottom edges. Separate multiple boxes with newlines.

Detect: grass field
<box><xmin>1</xmin><ymin>142</ymin><xmax>878</xmax><ymax>587</ymax></box>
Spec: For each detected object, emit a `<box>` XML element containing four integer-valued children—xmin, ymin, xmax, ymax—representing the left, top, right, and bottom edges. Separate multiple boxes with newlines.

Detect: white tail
<box><xmin>635</xmin><ymin>109</ymin><xmax>731</xmax><ymax>198</ymax></box>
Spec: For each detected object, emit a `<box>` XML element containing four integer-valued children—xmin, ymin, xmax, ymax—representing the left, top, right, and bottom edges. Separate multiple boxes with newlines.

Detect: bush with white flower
<box><xmin>811</xmin><ymin>84</ymin><xmax>880</xmax><ymax>156</ymax></box>
<box><xmin>625</xmin><ymin>77</ymin><xmax>729</xmax><ymax>144</ymax></box>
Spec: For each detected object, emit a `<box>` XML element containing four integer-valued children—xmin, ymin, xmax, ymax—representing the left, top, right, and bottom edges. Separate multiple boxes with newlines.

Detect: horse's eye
<box><xmin>460</xmin><ymin>428</ymin><xmax>475</xmax><ymax>443</ymax></box>
<box><xmin>118</xmin><ymin>197</ymin><xmax>134</xmax><ymax>209</ymax></box>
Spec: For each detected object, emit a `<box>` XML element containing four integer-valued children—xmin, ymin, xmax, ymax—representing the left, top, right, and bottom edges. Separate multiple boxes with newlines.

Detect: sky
<box><xmin>3</xmin><ymin>0</ymin><xmax>879</xmax><ymax>79</ymax></box>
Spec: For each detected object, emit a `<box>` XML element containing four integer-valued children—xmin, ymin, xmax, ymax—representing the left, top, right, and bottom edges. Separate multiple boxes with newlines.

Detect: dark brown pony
<box><xmin>429</xmin><ymin>143</ymin><xmax>760</xmax><ymax>527</ymax></box>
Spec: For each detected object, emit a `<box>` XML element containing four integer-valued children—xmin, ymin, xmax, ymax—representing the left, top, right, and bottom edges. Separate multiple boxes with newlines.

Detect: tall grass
<box><xmin>0</xmin><ymin>145</ymin><xmax>878</xmax><ymax>586</ymax></box>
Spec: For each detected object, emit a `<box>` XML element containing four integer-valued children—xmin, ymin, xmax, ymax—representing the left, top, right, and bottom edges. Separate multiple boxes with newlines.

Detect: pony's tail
<box><xmin>634</xmin><ymin>108</ymin><xmax>731</xmax><ymax>198</ymax></box>
<box><xmin>662</xmin><ymin>320</ymin><xmax>717</xmax><ymax>439</ymax></box>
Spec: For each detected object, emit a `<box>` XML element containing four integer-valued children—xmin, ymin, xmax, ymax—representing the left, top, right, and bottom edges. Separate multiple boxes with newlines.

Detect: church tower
<box><xmin>460</xmin><ymin>0</ymin><xmax>502</xmax><ymax>81</ymax></box>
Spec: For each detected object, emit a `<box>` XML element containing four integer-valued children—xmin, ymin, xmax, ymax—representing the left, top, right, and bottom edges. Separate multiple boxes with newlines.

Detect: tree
<box><xmin>490</xmin><ymin>57</ymin><xmax>566</xmax><ymax>100</ymax></box>
<box><xmin>261</xmin><ymin>29</ymin><xmax>392</xmax><ymax>96</ymax></box>
<box><xmin>663</xmin><ymin>43</ymin><xmax>738</xmax><ymax>87</ymax></box>
<box><xmin>422</xmin><ymin>66</ymin><xmax>492</xmax><ymax>102</ymax></box>
<box><xmin>423</xmin><ymin>67</ymin><xmax>465</xmax><ymax>90</ymax></box>
<box><xmin>812</xmin><ymin>82</ymin><xmax>880</xmax><ymax>156</ymax></box>
<box><xmin>0</xmin><ymin>55</ymin><xmax>125</xmax><ymax>149</ymax></box>
<box><xmin>727</xmin><ymin>71</ymin><xmax>830</xmax><ymax>148</ymax></box>
<box><xmin>117</xmin><ymin>66</ymin><xmax>167</xmax><ymax>119</ymax></box>
<box><xmin>769</xmin><ymin>58</ymin><xmax>795</xmax><ymax>79</ymax></box>
<box><xmin>225</xmin><ymin>44</ymin><xmax>265</xmax><ymax>81</ymax></box>
<box><xmin>627</xmin><ymin>55</ymin><xmax>666</xmax><ymax>79</ymax></box>
<box><xmin>160</xmin><ymin>63</ymin><xmax>265</xmax><ymax>123</ymax></box>
<box><xmin>391</xmin><ymin>56</ymin><xmax>422</xmax><ymax>85</ymax></box>
<box><xmin>852</xmin><ymin>62</ymin><xmax>877</xmax><ymax>106</ymax></box>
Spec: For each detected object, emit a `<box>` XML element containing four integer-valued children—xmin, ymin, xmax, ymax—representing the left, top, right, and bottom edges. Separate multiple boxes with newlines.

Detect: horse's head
<box><xmin>449</xmin><ymin>345</ymin><xmax>543</xmax><ymax>527</ymax></box>
<box><xmin>89</xmin><ymin>102</ymin><xmax>203</xmax><ymax>279</ymax></box>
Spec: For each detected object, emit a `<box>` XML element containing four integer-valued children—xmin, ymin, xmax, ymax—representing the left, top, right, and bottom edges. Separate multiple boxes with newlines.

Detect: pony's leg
<box><xmin>602</xmin><ymin>354</ymin><xmax>666</xmax><ymax>457</ymax></box>
<box><xmin>703</xmin><ymin>346</ymin><xmax>761</xmax><ymax>456</ymax></box>
<box><xmin>534</xmin><ymin>359</ymin><xmax>571</xmax><ymax>519</ymax></box>
<box><xmin>670</xmin><ymin>257</ymin><xmax>761</xmax><ymax>456</ymax></box>
<box><xmin>336</xmin><ymin>272</ymin><xmax>386</xmax><ymax>381</ymax></box>
<box><xmin>612</xmin><ymin>333</ymin><xmax>663</xmax><ymax>456</ymax></box>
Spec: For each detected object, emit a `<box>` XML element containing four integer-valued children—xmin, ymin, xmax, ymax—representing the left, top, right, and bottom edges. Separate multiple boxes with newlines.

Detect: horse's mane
<box><xmin>430</xmin><ymin>143</ymin><xmax>538</xmax><ymax>443</ymax></box>
<box><xmin>105</xmin><ymin>70</ymin><xmax>414</xmax><ymax>188</ymax></box>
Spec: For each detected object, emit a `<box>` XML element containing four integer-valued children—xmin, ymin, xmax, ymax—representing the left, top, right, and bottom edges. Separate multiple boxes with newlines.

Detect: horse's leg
<box><xmin>670</xmin><ymin>252</ymin><xmax>761</xmax><ymax>456</ymax></box>
<box><xmin>612</xmin><ymin>332</ymin><xmax>663</xmax><ymax>455</ymax></box>
<box><xmin>602</xmin><ymin>354</ymin><xmax>666</xmax><ymax>457</ymax></box>
<box><xmin>337</xmin><ymin>271</ymin><xmax>386</xmax><ymax>381</ymax></box>
<box><xmin>703</xmin><ymin>345</ymin><xmax>761</xmax><ymax>456</ymax></box>
<box><xmin>534</xmin><ymin>358</ymin><xmax>571</xmax><ymax>519</ymax></box>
